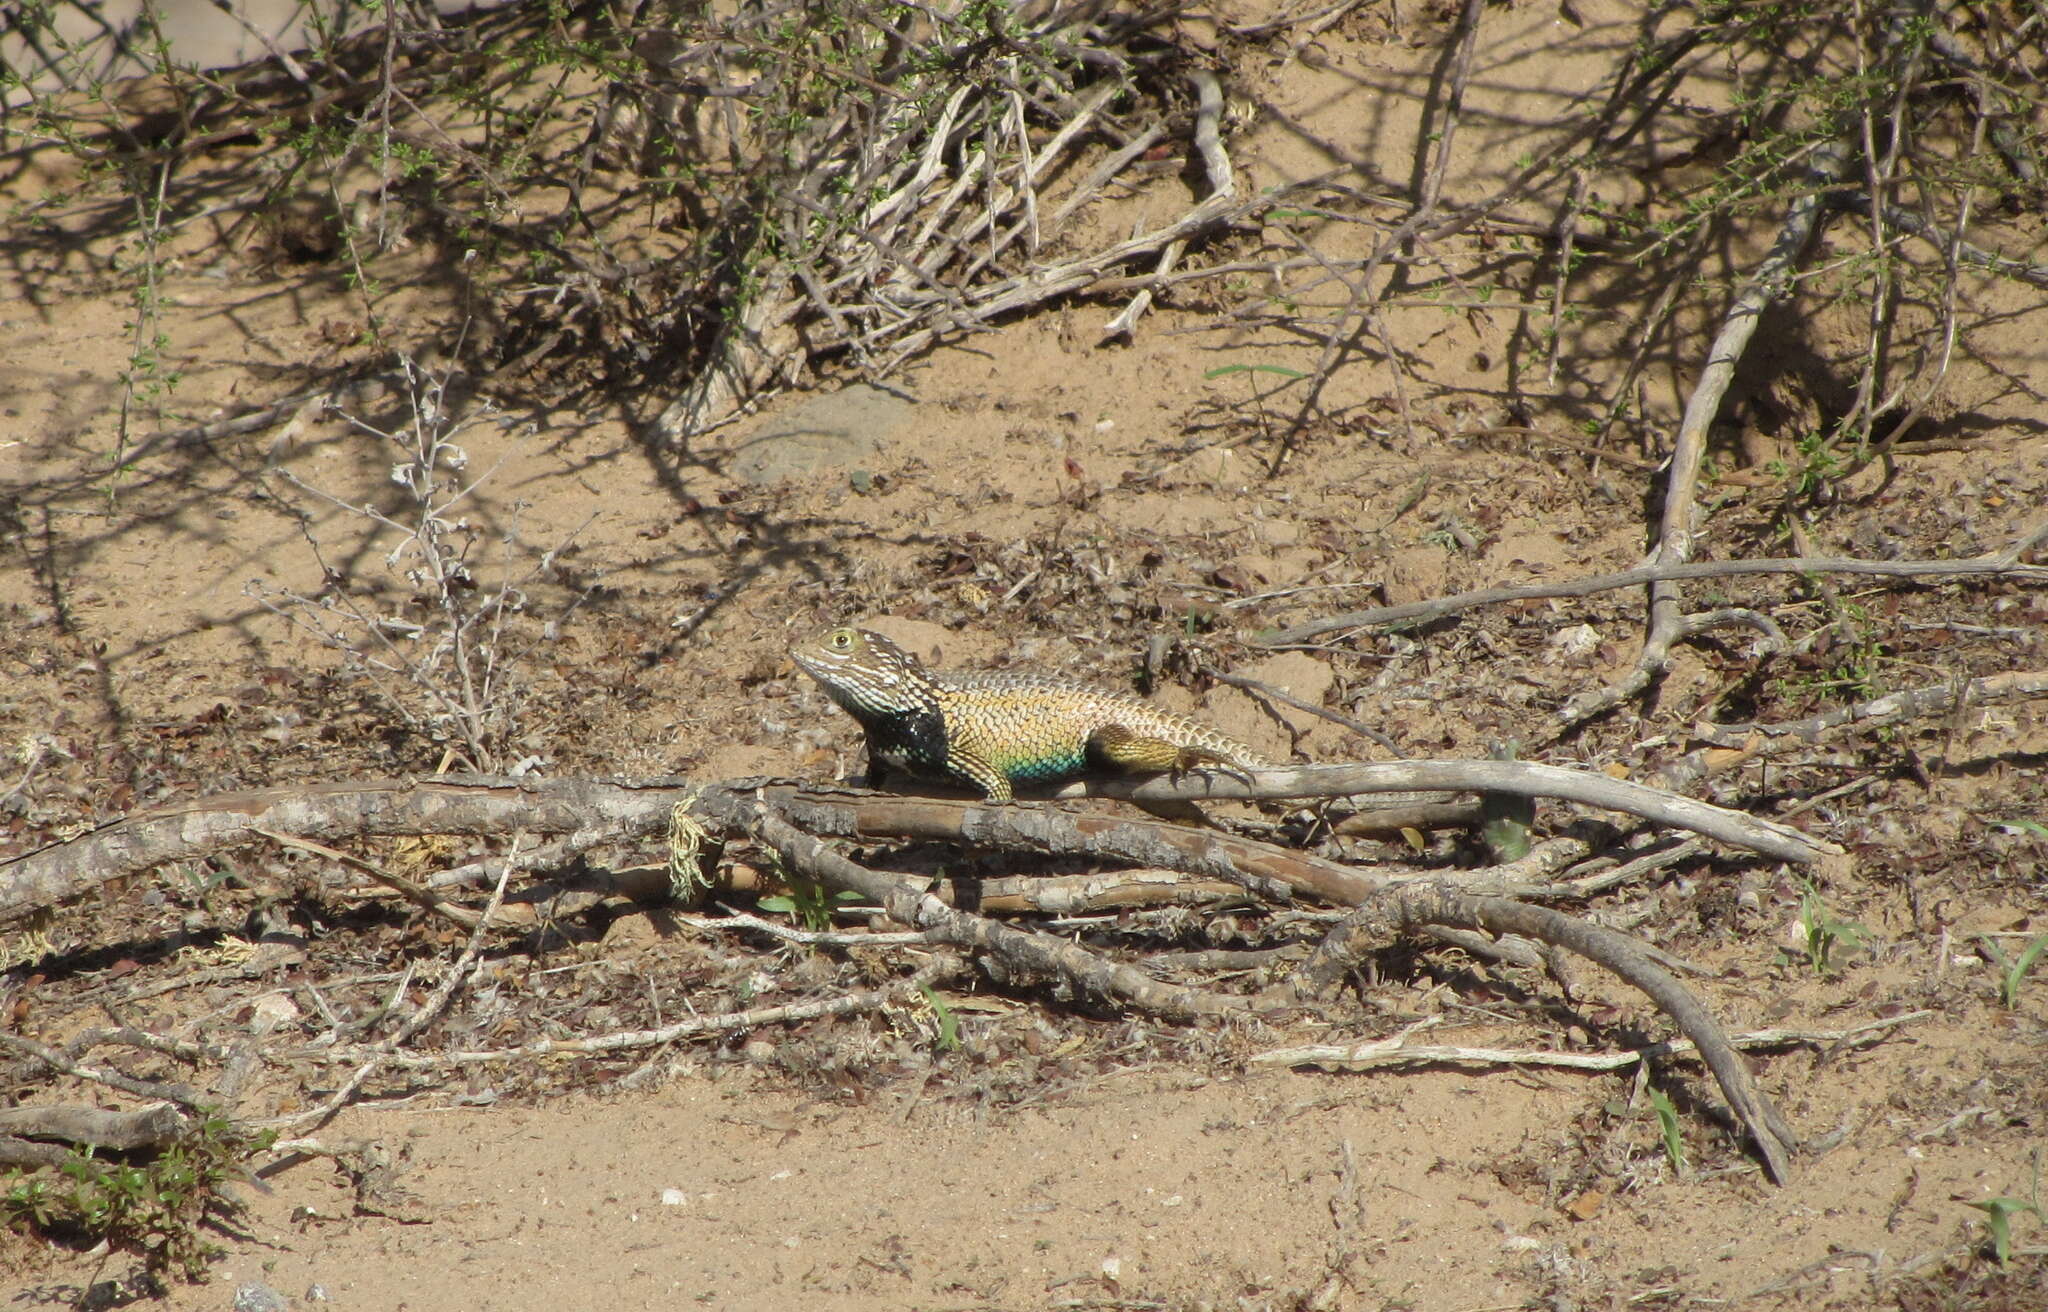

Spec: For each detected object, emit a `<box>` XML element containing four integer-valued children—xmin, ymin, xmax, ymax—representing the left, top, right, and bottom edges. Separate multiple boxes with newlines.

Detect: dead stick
<box><xmin>1251</xmin><ymin>1009</ymin><xmax>1932</xmax><ymax>1070</ymax></box>
<box><xmin>1261</xmin><ymin>532</ymin><xmax>2047</xmax><ymax>645</ymax></box>
<box><xmin>0</xmin><ymin>759</ymin><xmax>1834</xmax><ymax>929</ymax></box>
<box><xmin>776</xmin><ymin>787</ymin><xmax>1793</xmax><ymax>1175</ymax></box>
<box><xmin>0</xmin><ymin>1033</ymin><xmax>206</xmax><ymax>1110</ymax></box>
<box><xmin>1065</xmin><ymin>761</ymin><xmax>1836</xmax><ymax>864</ymax></box>
<box><xmin>1292</xmin><ymin>886</ymin><xmax>1798</xmax><ymax>1183</ymax></box>
<box><xmin>282</xmin><ymin>836</ymin><xmax>522</xmax><ymax>1131</ymax></box>
<box><xmin>253</xmin><ymin>826</ymin><xmax>482</xmax><ymax>929</ymax></box>
<box><xmin>0</xmin><ymin>1103</ymin><xmax>193</xmax><ymax>1152</ymax></box>
<box><xmin>742</xmin><ymin>805</ymin><xmax>1245</xmax><ymax>1019</ymax></box>
<box><xmin>1561</xmin><ymin>139</ymin><xmax>1855</xmax><ymax>727</ymax></box>
<box><xmin>1649</xmin><ymin>670</ymin><xmax>2048</xmax><ymax>792</ymax></box>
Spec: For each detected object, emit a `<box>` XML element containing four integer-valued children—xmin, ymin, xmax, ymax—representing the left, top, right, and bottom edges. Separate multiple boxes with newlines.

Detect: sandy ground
<box><xmin>3</xmin><ymin>1</ymin><xmax>2046</xmax><ymax>1308</ymax></box>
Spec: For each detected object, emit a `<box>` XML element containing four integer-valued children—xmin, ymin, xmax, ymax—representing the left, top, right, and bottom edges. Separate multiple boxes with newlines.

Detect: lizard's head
<box><xmin>789</xmin><ymin>625</ymin><xmax>933</xmax><ymax>718</ymax></box>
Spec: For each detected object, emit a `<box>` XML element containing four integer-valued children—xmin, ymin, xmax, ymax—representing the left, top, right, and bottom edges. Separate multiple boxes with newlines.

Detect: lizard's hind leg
<box><xmin>1086</xmin><ymin>724</ymin><xmax>1256</xmax><ymax>788</ymax></box>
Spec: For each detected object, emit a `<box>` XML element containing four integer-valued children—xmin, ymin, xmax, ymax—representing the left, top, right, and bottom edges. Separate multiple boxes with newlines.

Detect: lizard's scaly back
<box><xmin>790</xmin><ymin>623</ymin><xmax>1269</xmax><ymax>802</ymax></box>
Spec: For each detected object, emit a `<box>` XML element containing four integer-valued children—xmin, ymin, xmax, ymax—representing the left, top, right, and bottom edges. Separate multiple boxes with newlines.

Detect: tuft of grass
<box><xmin>1781</xmin><ymin>878</ymin><xmax>1869</xmax><ymax>976</ymax></box>
<box><xmin>920</xmin><ymin>985</ymin><xmax>961</xmax><ymax>1053</ymax></box>
<box><xmin>1980</xmin><ymin>935</ymin><xmax>2048</xmax><ymax>1010</ymax></box>
<box><xmin>1645</xmin><ymin>1083</ymin><xmax>1687</xmax><ymax>1176</ymax></box>
<box><xmin>1203</xmin><ymin>363</ymin><xmax>1309</xmax><ymax>381</ymax></box>
<box><xmin>1969</xmin><ymin>1151</ymin><xmax>2043</xmax><ymax>1270</ymax></box>
<box><xmin>757</xmin><ymin>878</ymin><xmax>863</xmax><ymax>933</ymax></box>
<box><xmin>0</xmin><ymin>1115</ymin><xmax>275</xmax><ymax>1282</ymax></box>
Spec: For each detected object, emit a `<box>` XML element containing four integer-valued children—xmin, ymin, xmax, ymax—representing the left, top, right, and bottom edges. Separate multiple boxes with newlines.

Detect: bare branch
<box><xmin>1251</xmin><ymin>1009</ymin><xmax>1934</xmax><ymax>1072</ymax></box>
<box><xmin>1260</xmin><ymin>526</ymin><xmax>2048</xmax><ymax>645</ymax></box>
<box><xmin>1560</xmin><ymin>139</ymin><xmax>1854</xmax><ymax>726</ymax></box>
<box><xmin>1062</xmin><ymin>761</ymin><xmax>1837</xmax><ymax>864</ymax></box>
<box><xmin>0</xmin><ymin>1103</ymin><xmax>193</xmax><ymax>1152</ymax></box>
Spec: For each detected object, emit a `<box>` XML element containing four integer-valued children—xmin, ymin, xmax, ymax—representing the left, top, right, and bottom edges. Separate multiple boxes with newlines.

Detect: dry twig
<box><xmin>1250</xmin><ymin>1009</ymin><xmax>1933</xmax><ymax>1072</ymax></box>
<box><xmin>277</xmin><ymin>835</ymin><xmax>523</xmax><ymax>1130</ymax></box>
<box><xmin>0</xmin><ymin>1032</ymin><xmax>205</xmax><ymax>1111</ymax></box>
<box><xmin>1558</xmin><ymin>140</ymin><xmax>1854</xmax><ymax>727</ymax></box>
<box><xmin>1259</xmin><ymin>524</ymin><xmax>2048</xmax><ymax>645</ymax></box>
<box><xmin>304</xmin><ymin>955</ymin><xmax>966</xmax><ymax>1069</ymax></box>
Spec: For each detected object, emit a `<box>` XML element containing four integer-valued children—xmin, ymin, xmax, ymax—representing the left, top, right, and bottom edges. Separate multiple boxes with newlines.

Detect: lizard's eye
<box><xmin>830</xmin><ymin>629</ymin><xmax>854</xmax><ymax>650</ymax></box>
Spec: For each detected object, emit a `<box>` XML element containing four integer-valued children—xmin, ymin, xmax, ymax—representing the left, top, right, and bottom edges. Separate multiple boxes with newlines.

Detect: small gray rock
<box><xmin>233</xmin><ymin>1281</ymin><xmax>290</xmax><ymax>1312</ymax></box>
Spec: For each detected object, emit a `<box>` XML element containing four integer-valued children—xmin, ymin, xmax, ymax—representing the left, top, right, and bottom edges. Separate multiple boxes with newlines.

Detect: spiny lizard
<box><xmin>789</xmin><ymin>625</ymin><xmax>1272</xmax><ymax>803</ymax></box>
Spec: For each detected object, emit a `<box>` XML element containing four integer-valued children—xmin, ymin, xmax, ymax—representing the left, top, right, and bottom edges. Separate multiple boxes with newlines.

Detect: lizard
<box><xmin>788</xmin><ymin>625</ymin><xmax>1274</xmax><ymax>804</ymax></box>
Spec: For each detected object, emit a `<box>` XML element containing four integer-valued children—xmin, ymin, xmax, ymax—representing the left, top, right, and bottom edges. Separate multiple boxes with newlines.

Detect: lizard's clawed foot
<box><xmin>1174</xmin><ymin>746</ymin><xmax>1257</xmax><ymax>789</ymax></box>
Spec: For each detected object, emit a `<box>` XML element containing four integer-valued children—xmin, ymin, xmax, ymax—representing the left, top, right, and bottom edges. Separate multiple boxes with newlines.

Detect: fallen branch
<box><xmin>1649</xmin><ymin>669</ymin><xmax>2048</xmax><ymax>793</ymax></box>
<box><xmin>1250</xmin><ymin>1009</ymin><xmax>1933</xmax><ymax>1071</ymax></box>
<box><xmin>254</xmin><ymin>826</ymin><xmax>486</xmax><ymax>930</ymax></box>
<box><xmin>737</xmin><ymin>805</ymin><xmax>1247</xmax><ymax>1019</ymax></box>
<box><xmin>746</xmin><ymin>789</ymin><xmax>1798</xmax><ymax>1180</ymax></box>
<box><xmin>1199</xmin><ymin>662</ymin><xmax>1405</xmax><ymax>756</ymax></box>
<box><xmin>684</xmin><ymin>909</ymin><xmax>929</xmax><ymax>948</ymax></box>
<box><xmin>923</xmin><ymin>869</ymin><xmax>1254</xmax><ymax>916</ymax></box>
<box><xmin>0</xmin><ymin>776</ymin><xmax>643</xmax><ymax>926</ymax></box>
<box><xmin>0</xmin><ymin>1032</ymin><xmax>206</xmax><ymax>1111</ymax></box>
<box><xmin>282</xmin><ymin>836</ymin><xmax>523</xmax><ymax>1131</ymax></box>
<box><xmin>1061</xmin><ymin>761</ymin><xmax>1836</xmax><ymax>864</ymax></box>
<box><xmin>2</xmin><ymin>774</ymin><xmax>1802</xmax><ymax>1179</ymax></box>
<box><xmin>1098</xmin><ymin>71</ymin><xmax>1231</xmax><ymax>340</ymax></box>
<box><xmin>1258</xmin><ymin>531</ymin><xmax>2048</xmax><ymax>645</ymax></box>
<box><xmin>1286</xmin><ymin>886</ymin><xmax>1799</xmax><ymax>1183</ymax></box>
<box><xmin>1559</xmin><ymin>139</ymin><xmax>1854</xmax><ymax>727</ymax></box>
<box><xmin>0</xmin><ymin>756</ymin><xmax>1833</xmax><ymax>930</ymax></box>
<box><xmin>763</xmin><ymin>791</ymin><xmax>1676</xmax><ymax>909</ymax></box>
<box><xmin>0</xmin><ymin>1103</ymin><xmax>193</xmax><ymax>1153</ymax></box>
<box><xmin>1682</xmin><ymin>668</ymin><xmax>2048</xmax><ymax>749</ymax></box>
<box><xmin>0</xmin><ymin>1137</ymin><xmax>76</xmax><ymax>1170</ymax></box>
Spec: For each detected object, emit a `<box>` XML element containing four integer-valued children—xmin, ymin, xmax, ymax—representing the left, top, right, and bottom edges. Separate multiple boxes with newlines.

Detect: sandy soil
<box><xmin>3</xmin><ymin>2</ymin><xmax>2046</xmax><ymax>1309</ymax></box>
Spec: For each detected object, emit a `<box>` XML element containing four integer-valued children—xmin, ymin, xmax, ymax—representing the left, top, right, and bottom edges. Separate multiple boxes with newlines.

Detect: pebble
<box><xmin>232</xmin><ymin>1283</ymin><xmax>289</xmax><ymax>1312</ymax></box>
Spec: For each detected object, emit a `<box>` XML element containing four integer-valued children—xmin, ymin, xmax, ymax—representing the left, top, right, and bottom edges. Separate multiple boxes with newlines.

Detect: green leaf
<box><xmin>1967</xmin><ymin>1197</ymin><xmax>2042</xmax><ymax>1266</ymax></box>
<box><xmin>921</xmin><ymin>985</ymin><xmax>960</xmax><ymax>1052</ymax></box>
<box><xmin>1981</xmin><ymin>934</ymin><xmax>2048</xmax><ymax>1009</ymax></box>
<box><xmin>1647</xmin><ymin>1084</ymin><xmax>1687</xmax><ymax>1174</ymax></box>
